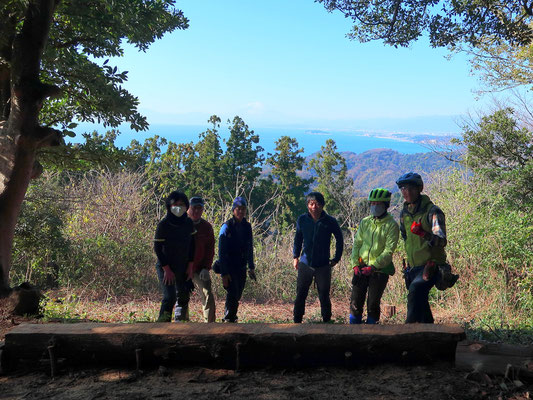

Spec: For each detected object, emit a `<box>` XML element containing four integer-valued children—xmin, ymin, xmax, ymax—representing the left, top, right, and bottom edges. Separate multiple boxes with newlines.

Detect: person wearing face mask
<box><xmin>349</xmin><ymin>188</ymin><xmax>399</xmax><ymax>324</ymax></box>
<box><xmin>217</xmin><ymin>196</ymin><xmax>256</xmax><ymax>322</ymax></box>
<box><xmin>154</xmin><ymin>191</ymin><xmax>196</xmax><ymax>322</ymax></box>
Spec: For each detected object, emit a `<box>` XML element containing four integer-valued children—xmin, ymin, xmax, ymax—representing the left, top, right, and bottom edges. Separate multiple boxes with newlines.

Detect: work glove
<box><xmin>162</xmin><ymin>265</ymin><xmax>175</xmax><ymax>285</ymax></box>
<box><xmin>353</xmin><ymin>266</ymin><xmax>361</xmax><ymax>276</ymax></box>
<box><xmin>423</xmin><ymin>260</ymin><xmax>437</xmax><ymax>281</ymax></box>
<box><xmin>199</xmin><ymin>268</ymin><xmax>210</xmax><ymax>282</ymax></box>
<box><xmin>410</xmin><ymin>221</ymin><xmax>426</xmax><ymax>238</ymax></box>
<box><xmin>361</xmin><ymin>266</ymin><xmax>374</xmax><ymax>276</ymax></box>
<box><xmin>248</xmin><ymin>269</ymin><xmax>257</xmax><ymax>281</ymax></box>
<box><xmin>222</xmin><ymin>274</ymin><xmax>232</xmax><ymax>289</ymax></box>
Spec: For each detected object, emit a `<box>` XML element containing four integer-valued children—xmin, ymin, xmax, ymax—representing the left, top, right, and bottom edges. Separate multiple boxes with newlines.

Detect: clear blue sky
<box><xmin>106</xmin><ymin>0</ymin><xmax>486</xmax><ymax>134</ymax></box>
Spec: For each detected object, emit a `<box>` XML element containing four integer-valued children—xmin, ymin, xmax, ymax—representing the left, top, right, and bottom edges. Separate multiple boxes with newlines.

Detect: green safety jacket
<box><xmin>401</xmin><ymin>194</ymin><xmax>447</xmax><ymax>267</ymax></box>
<box><xmin>350</xmin><ymin>213</ymin><xmax>399</xmax><ymax>275</ymax></box>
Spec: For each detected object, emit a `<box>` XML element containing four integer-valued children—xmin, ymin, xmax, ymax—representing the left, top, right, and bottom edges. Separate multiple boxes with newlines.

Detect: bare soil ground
<box><xmin>1</xmin><ymin>297</ymin><xmax>531</xmax><ymax>400</ymax></box>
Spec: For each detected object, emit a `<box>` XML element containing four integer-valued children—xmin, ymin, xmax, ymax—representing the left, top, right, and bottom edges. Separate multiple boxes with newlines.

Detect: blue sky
<box><xmin>105</xmin><ymin>0</ymin><xmax>487</xmax><ymax>135</ymax></box>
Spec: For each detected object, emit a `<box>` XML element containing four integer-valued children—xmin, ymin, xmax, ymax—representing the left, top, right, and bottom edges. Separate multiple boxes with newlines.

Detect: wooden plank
<box><xmin>4</xmin><ymin>323</ymin><xmax>465</xmax><ymax>370</ymax></box>
<box><xmin>456</xmin><ymin>340</ymin><xmax>533</xmax><ymax>378</ymax></box>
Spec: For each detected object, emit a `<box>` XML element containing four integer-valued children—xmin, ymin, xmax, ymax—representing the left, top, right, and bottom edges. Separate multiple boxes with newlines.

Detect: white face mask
<box><xmin>170</xmin><ymin>205</ymin><xmax>186</xmax><ymax>217</ymax></box>
<box><xmin>370</xmin><ymin>203</ymin><xmax>387</xmax><ymax>217</ymax></box>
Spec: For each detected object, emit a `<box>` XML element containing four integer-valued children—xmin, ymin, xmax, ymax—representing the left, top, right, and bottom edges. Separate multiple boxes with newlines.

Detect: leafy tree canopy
<box><xmin>317</xmin><ymin>0</ymin><xmax>533</xmax><ymax>48</ymax></box>
<box><xmin>0</xmin><ymin>0</ymin><xmax>189</xmax><ymax>132</ymax></box>
<box><xmin>456</xmin><ymin>108</ymin><xmax>533</xmax><ymax>209</ymax></box>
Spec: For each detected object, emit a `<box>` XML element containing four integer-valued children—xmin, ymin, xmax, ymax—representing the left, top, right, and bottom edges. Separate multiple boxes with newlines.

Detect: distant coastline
<box><xmin>73</xmin><ymin>122</ymin><xmax>457</xmax><ymax>156</ymax></box>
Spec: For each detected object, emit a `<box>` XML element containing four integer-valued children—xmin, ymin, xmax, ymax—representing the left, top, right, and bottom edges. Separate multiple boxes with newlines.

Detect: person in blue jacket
<box><xmin>218</xmin><ymin>196</ymin><xmax>256</xmax><ymax>322</ymax></box>
<box><xmin>293</xmin><ymin>192</ymin><xmax>344</xmax><ymax>323</ymax></box>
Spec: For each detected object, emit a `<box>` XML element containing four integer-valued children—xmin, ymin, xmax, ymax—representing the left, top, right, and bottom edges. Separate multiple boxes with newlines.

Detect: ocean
<box><xmin>75</xmin><ymin>123</ymin><xmax>433</xmax><ymax>156</ymax></box>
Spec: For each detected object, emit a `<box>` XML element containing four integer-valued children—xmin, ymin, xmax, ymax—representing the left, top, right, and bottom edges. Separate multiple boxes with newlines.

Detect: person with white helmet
<box><xmin>349</xmin><ymin>188</ymin><xmax>399</xmax><ymax>324</ymax></box>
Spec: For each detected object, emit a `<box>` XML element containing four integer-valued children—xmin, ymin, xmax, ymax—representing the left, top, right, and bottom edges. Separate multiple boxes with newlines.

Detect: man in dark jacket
<box><xmin>293</xmin><ymin>192</ymin><xmax>343</xmax><ymax>323</ymax></box>
<box><xmin>218</xmin><ymin>196</ymin><xmax>256</xmax><ymax>322</ymax></box>
<box><xmin>154</xmin><ymin>191</ymin><xmax>196</xmax><ymax>322</ymax></box>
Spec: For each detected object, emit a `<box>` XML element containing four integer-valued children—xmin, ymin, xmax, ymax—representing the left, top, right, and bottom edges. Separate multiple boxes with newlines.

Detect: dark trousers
<box><xmin>350</xmin><ymin>272</ymin><xmax>389</xmax><ymax>321</ymax></box>
<box><xmin>224</xmin><ymin>268</ymin><xmax>247</xmax><ymax>322</ymax></box>
<box><xmin>405</xmin><ymin>265</ymin><xmax>438</xmax><ymax>323</ymax></box>
<box><xmin>293</xmin><ymin>262</ymin><xmax>332</xmax><ymax>323</ymax></box>
<box><xmin>156</xmin><ymin>264</ymin><xmax>190</xmax><ymax>322</ymax></box>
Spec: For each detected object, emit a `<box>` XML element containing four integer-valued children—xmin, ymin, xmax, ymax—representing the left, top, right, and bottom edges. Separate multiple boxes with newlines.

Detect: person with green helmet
<box><xmin>396</xmin><ymin>172</ymin><xmax>448</xmax><ymax>323</ymax></box>
<box><xmin>349</xmin><ymin>188</ymin><xmax>399</xmax><ymax>324</ymax></box>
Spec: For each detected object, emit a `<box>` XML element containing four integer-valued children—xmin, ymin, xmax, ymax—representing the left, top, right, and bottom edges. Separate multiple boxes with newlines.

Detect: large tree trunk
<box><xmin>3</xmin><ymin>322</ymin><xmax>466</xmax><ymax>371</ymax></box>
<box><xmin>0</xmin><ymin>0</ymin><xmax>61</xmax><ymax>297</ymax></box>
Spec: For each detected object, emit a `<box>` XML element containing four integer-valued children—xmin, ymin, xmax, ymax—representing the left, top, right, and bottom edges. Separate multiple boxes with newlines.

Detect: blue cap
<box><xmin>232</xmin><ymin>196</ymin><xmax>247</xmax><ymax>210</ymax></box>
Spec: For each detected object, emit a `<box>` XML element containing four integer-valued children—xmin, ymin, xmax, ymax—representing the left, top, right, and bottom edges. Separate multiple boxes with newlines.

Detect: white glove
<box><xmin>199</xmin><ymin>268</ymin><xmax>210</xmax><ymax>282</ymax></box>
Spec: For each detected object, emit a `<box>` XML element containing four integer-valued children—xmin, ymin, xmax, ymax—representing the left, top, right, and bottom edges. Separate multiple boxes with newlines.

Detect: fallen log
<box><xmin>456</xmin><ymin>340</ymin><xmax>533</xmax><ymax>380</ymax></box>
<box><xmin>3</xmin><ymin>323</ymin><xmax>465</xmax><ymax>371</ymax></box>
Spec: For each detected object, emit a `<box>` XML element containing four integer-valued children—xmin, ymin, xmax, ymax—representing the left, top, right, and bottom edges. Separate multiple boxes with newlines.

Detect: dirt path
<box><xmin>1</xmin><ymin>363</ymin><xmax>531</xmax><ymax>400</ymax></box>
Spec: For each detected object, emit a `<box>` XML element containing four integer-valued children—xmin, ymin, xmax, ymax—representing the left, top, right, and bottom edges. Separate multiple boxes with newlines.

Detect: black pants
<box><xmin>350</xmin><ymin>272</ymin><xmax>389</xmax><ymax>321</ymax></box>
<box><xmin>156</xmin><ymin>263</ymin><xmax>190</xmax><ymax>322</ymax></box>
<box><xmin>405</xmin><ymin>265</ymin><xmax>438</xmax><ymax>323</ymax></box>
<box><xmin>293</xmin><ymin>262</ymin><xmax>332</xmax><ymax>323</ymax></box>
<box><xmin>223</xmin><ymin>268</ymin><xmax>247</xmax><ymax>322</ymax></box>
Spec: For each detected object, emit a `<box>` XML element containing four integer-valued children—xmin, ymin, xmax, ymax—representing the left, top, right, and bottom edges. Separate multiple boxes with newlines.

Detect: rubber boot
<box><xmin>349</xmin><ymin>314</ymin><xmax>362</xmax><ymax>324</ymax></box>
<box><xmin>366</xmin><ymin>316</ymin><xmax>377</xmax><ymax>324</ymax></box>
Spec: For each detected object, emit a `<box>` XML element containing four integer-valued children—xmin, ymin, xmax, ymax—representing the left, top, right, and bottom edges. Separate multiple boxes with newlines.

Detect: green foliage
<box><xmin>266</xmin><ymin>136</ymin><xmax>311</xmax><ymax>231</ymax></box>
<box><xmin>429</xmin><ymin>170</ymin><xmax>533</xmax><ymax>327</ymax></box>
<box><xmin>457</xmin><ymin>108</ymin><xmax>533</xmax><ymax>210</ymax></box>
<box><xmin>222</xmin><ymin>116</ymin><xmax>265</xmax><ymax>196</ymax></box>
<box><xmin>308</xmin><ymin>139</ymin><xmax>350</xmax><ymax>217</ymax></box>
<box><xmin>39</xmin><ymin>130</ymin><xmax>136</xmax><ymax>172</ymax></box>
<box><xmin>468</xmin><ymin>39</ymin><xmax>533</xmax><ymax>92</ymax></box>
<box><xmin>318</xmin><ymin>0</ymin><xmax>533</xmax><ymax>48</ymax></box>
<box><xmin>35</xmin><ymin>0</ymin><xmax>189</xmax><ymax>132</ymax></box>
<box><xmin>188</xmin><ymin>116</ymin><xmax>225</xmax><ymax>198</ymax></box>
<box><xmin>11</xmin><ymin>172</ymin><xmax>71</xmax><ymax>287</ymax></box>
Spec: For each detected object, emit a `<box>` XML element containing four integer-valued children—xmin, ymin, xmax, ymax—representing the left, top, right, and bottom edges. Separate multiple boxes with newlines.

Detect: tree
<box><xmin>266</xmin><ymin>136</ymin><xmax>312</xmax><ymax>230</ymax></box>
<box><xmin>457</xmin><ymin>108</ymin><xmax>533</xmax><ymax>209</ymax></box>
<box><xmin>222</xmin><ymin>116</ymin><xmax>265</xmax><ymax>197</ymax></box>
<box><xmin>317</xmin><ymin>0</ymin><xmax>533</xmax><ymax>48</ymax></box>
<box><xmin>308</xmin><ymin>139</ymin><xmax>351</xmax><ymax>219</ymax></box>
<box><xmin>0</xmin><ymin>1</ymin><xmax>188</xmax><ymax>295</ymax></box>
<box><xmin>188</xmin><ymin>115</ymin><xmax>224</xmax><ymax>199</ymax></box>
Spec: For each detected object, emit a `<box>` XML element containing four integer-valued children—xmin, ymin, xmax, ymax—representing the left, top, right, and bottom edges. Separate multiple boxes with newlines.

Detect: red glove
<box><xmin>361</xmin><ymin>266</ymin><xmax>373</xmax><ymax>276</ymax></box>
<box><xmin>353</xmin><ymin>266</ymin><xmax>361</xmax><ymax>276</ymax></box>
<box><xmin>410</xmin><ymin>221</ymin><xmax>426</xmax><ymax>237</ymax></box>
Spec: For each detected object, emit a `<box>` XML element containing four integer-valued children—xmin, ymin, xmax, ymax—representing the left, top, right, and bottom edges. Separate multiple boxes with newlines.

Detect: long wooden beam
<box><xmin>3</xmin><ymin>323</ymin><xmax>466</xmax><ymax>370</ymax></box>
